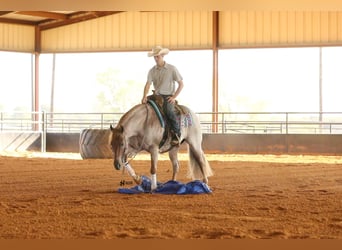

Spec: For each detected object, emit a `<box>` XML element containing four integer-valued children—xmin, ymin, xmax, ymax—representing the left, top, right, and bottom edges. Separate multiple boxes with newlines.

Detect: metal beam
<box><xmin>319</xmin><ymin>47</ymin><xmax>323</xmax><ymax>123</ymax></box>
<box><xmin>0</xmin><ymin>11</ymin><xmax>13</xmax><ymax>16</ymax></box>
<box><xmin>35</xmin><ymin>26</ymin><xmax>41</xmax><ymax>53</ymax></box>
<box><xmin>0</xmin><ymin>17</ymin><xmax>35</xmax><ymax>26</ymax></box>
<box><xmin>212</xmin><ymin>11</ymin><xmax>219</xmax><ymax>133</ymax></box>
<box><xmin>39</xmin><ymin>11</ymin><xmax>123</xmax><ymax>30</ymax></box>
<box><xmin>33</xmin><ymin>26</ymin><xmax>41</xmax><ymax>130</ymax></box>
<box><xmin>16</xmin><ymin>11</ymin><xmax>68</xmax><ymax>20</ymax></box>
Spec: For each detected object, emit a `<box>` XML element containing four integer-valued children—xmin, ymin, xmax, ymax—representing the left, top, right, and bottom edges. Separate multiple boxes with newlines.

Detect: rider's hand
<box><xmin>141</xmin><ymin>96</ymin><xmax>147</xmax><ymax>104</ymax></box>
<box><xmin>167</xmin><ymin>96</ymin><xmax>176</xmax><ymax>104</ymax></box>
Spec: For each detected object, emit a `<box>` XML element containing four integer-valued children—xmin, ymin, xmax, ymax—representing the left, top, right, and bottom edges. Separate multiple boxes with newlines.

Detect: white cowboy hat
<box><xmin>147</xmin><ymin>46</ymin><xmax>170</xmax><ymax>57</ymax></box>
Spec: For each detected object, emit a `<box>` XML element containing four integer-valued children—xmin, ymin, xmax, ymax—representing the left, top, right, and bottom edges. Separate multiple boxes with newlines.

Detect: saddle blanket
<box><xmin>118</xmin><ymin>175</ymin><xmax>212</xmax><ymax>194</ymax></box>
<box><xmin>178</xmin><ymin>112</ymin><xmax>193</xmax><ymax>127</ymax></box>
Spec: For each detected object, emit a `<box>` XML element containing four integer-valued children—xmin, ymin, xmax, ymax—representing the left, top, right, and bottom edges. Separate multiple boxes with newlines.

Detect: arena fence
<box><xmin>1</xmin><ymin>111</ymin><xmax>342</xmax><ymax>154</ymax></box>
<box><xmin>1</xmin><ymin>111</ymin><xmax>342</xmax><ymax>134</ymax></box>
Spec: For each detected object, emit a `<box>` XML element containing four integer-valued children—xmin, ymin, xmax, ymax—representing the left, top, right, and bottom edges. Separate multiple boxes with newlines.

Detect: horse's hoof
<box><xmin>133</xmin><ymin>175</ymin><xmax>142</xmax><ymax>185</ymax></box>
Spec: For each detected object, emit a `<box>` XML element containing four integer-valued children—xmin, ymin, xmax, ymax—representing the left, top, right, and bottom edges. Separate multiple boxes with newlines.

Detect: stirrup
<box><xmin>170</xmin><ymin>133</ymin><xmax>181</xmax><ymax>146</ymax></box>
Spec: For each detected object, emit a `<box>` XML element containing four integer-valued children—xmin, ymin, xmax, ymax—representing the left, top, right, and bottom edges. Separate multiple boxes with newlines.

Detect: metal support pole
<box><xmin>41</xmin><ymin>111</ymin><xmax>46</xmax><ymax>152</ymax></box>
<box><xmin>319</xmin><ymin>47</ymin><xmax>323</xmax><ymax>132</ymax></box>
<box><xmin>286</xmin><ymin>113</ymin><xmax>289</xmax><ymax>134</ymax></box>
<box><xmin>212</xmin><ymin>11</ymin><xmax>219</xmax><ymax>133</ymax></box>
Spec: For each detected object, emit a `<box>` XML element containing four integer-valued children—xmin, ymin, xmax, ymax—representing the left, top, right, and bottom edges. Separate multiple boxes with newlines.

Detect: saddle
<box><xmin>147</xmin><ymin>94</ymin><xmax>187</xmax><ymax>116</ymax></box>
<box><xmin>146</xmin><ymin>94</ymin><xmax>186</xmax><ymax>149</ymax></box>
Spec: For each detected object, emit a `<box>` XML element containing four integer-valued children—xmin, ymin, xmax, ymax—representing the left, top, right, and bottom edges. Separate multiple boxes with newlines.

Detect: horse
<box><xmin>109</xmin><ymin>98</ymin><xmax>213</xmax><ymax>191</ymax></box>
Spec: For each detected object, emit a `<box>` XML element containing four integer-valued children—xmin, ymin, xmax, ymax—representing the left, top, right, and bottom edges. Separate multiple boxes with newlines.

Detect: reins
<box><xmin>121</xmin><ymin>103</ymin><xmax>149</xmax><ymax>172</ymax></box>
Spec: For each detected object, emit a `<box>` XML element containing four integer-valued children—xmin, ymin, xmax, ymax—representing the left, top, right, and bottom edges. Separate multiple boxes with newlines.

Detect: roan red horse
<box><xmin>109</xmin><ymin>97</ymin><xmax>213</xmax><ymax>191</ymax></box>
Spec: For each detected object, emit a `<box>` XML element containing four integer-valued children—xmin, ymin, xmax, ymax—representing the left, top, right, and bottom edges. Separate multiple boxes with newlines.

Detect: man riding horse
<box><xmin>111</xmin><ymin>46</ymin><xmax>213</xmax><ymax>190</ymax></box>
<box><xmin>141</xmin><ymin>46</ymin><xmax>184</xmax><ymax>146</ymax></box>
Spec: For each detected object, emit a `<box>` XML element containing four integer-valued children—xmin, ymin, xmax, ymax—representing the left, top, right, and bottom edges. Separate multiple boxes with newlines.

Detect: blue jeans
<box><xmin>161</xmin><ymin>95</ymin><xmax>180</xmax><ymax>136</ymax></box>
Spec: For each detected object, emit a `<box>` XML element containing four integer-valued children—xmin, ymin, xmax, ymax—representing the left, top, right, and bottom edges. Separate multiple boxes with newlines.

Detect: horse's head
<box><xmin>110</xmin><ymin>124</ymin><xmax>128</xmax><ymax>170</ymax></box>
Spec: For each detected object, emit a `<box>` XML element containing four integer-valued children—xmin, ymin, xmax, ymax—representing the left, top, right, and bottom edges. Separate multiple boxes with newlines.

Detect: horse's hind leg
<box><xmin>168</xmin><ymin>146</ymin><xmax>180</xmax><ymax>181</ymax></box>
<box><xmin>186</xmin><ymin>137</ymin><xmax>213</xmax><ymax>184</ymax></box>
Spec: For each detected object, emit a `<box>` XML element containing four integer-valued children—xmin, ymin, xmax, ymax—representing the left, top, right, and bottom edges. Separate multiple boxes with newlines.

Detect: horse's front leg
<box><xmin>150</xmin><ymin>148</ymin><xmax>159</xmax><ymax>191</ymax></box>
<box><xmin>168</xmin><ymin>146</ymin><xmax>180</xmax><ymax>181</ymax></box>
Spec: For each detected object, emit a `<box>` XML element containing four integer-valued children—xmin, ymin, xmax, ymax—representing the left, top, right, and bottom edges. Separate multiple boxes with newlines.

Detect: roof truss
<box><xmin>0</xmin><ymin>11</ymin><xmax>121</xmax><ymax>30</ymax></box>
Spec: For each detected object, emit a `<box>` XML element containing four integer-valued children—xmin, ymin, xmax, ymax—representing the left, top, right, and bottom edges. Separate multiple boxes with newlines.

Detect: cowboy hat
<box><xmin>147</xmin><ymin>46</ymin><xmax>170</xmax><ymax>57</ymax></box>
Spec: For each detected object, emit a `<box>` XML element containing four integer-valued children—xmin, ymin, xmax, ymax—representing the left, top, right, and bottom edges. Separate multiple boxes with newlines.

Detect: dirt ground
<box><xmin>0</xmin><ymin>151</ymin><xmax>341</xmax><ymax>239</ymax></box>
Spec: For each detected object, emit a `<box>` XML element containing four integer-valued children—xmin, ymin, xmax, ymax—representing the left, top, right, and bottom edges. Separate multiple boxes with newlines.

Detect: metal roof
<box><xmin>0</xmin><ymin>11</ymin><xmax>121</xmax><ymax>30</ymax></box>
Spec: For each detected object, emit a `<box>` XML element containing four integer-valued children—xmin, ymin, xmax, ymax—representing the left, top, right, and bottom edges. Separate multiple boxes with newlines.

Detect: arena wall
<box><xmin>1</xmin><ymin>132</ymin><xmax>342</xmax><ymax>156</ymax></box>
<box><xmin>202</xmin><ymin>134</ymin><xmax>342</xmax><ymax>155</ymax></box>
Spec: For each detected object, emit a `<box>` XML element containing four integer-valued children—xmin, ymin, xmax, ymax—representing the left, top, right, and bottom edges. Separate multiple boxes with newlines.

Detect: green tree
<box><xmin>96</xmin><ymin>68</ymin><xmax>142</xmax><ymax>112</ymax></box>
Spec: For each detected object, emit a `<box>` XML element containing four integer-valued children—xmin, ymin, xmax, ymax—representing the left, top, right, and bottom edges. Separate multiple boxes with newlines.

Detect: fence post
<box><xmin>330</xmin><ymin>123</ymin><xmax>332</xmax><ymax>134</ymax></box>
<box><xmin>41</xmin><ymin>111</ymin><xmax>46</xmax><ymax>152</ymax></box>
<box><xmin>286</xmin><ymin>113</ymin><xmax>289</xmax><ymax>134</ymax></box>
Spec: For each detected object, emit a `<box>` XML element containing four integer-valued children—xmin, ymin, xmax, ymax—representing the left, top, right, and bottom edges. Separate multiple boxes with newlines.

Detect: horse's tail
<box><xmin>187</xmin><ymin>145</ymin><xmax>213</xmax><ymax>181</ymax></box>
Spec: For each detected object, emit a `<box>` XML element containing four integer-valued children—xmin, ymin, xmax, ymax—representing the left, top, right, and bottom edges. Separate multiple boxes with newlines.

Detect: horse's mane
<box><xmin>119</xmin><ymin>104</ymin><xmax>146</xmax><ymax>127</ymax></box>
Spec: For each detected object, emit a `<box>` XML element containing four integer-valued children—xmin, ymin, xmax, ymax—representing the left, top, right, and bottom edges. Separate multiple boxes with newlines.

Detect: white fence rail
<box><xmin>2</xmin><ymin>111</ymin><xmax>342</xmax><ymax>134</ymax></box>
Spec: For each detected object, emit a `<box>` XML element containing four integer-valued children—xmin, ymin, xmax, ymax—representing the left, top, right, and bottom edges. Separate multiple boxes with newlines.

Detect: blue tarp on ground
<box><xmin>118</xmin><ymin>175</ymin><xmax>212</xmax><ymax>194</ymax></box>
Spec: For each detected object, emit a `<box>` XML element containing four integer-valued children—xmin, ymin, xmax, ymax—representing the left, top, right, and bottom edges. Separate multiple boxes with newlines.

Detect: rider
<box><xmin>141</xmin><ymin>46</ymin><xmax>184</xmax><ymax>146</ymax></box>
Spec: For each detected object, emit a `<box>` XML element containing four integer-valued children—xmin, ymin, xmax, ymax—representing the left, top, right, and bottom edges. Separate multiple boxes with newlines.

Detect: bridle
<box><xmin>120</xmin><ymin>103</ymin><xmax>150</xmax><ymax>173</ymax></box>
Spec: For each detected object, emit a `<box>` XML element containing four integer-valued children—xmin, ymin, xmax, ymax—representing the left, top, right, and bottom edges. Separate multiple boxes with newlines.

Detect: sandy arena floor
<box><xmin>0</xmin><ymin>151</ymin><xmax>341</xmax><ymax>239</ymax></box>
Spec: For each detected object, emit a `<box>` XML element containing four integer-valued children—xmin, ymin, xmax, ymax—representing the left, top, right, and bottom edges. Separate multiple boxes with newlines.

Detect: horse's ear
<box><xmin>118</xmin><ymin>125</ymin><xmax>124</xmax><ymax>133</ymax></box>
<box><xmin>110</xmin><ymin>124</ymin><xmax>124</xmax><ymax>133</ymax></box>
